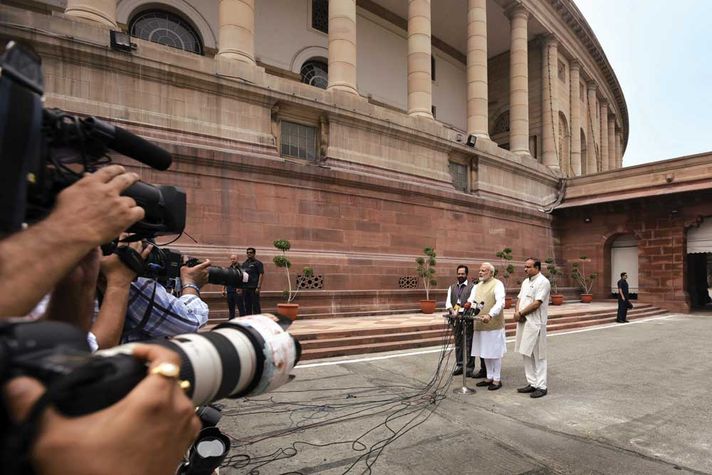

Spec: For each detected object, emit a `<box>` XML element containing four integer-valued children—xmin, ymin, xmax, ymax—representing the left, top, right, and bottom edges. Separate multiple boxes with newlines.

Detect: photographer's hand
<box><xmin>180</xmin><ymin>259</ymin><xmax>211</xmax><ymax>293</ymax></box>
<box><xmin>2</xmin><ymin>344</ymin><xmax>200</xmax><ymax>475</ymax></box>
<box><xmin>44</xmin><ymin>248</ymin><xmax>101</xmax><ymax>332</ymax></box>
<box><xmin>92</xmin><ymin>240</ymin><xmax>153</xmax><ymax>349</ymax></box>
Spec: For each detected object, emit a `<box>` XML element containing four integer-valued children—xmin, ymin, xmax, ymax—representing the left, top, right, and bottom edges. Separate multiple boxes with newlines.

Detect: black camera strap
<box><xmin>124</xmin><ymin>280</ymin><xmax>158</xmax><ymax>340</ymax></box>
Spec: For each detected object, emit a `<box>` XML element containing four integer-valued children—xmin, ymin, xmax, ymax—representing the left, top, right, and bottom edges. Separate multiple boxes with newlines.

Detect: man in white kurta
<box><xmin>468</xmin><ymin>263</ymin><xmax>506</xmax><ymax>390</ymax></box>
<box><xmin>514</xmin><ymin>258</ymin><xmax>551</xmax><ymax>398</ymax></box>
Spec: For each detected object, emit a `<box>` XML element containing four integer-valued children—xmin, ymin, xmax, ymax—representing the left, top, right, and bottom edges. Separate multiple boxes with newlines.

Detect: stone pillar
<box><xmin>569</xmin><ymin>61</ymin><xmax>581</xmax><ymax>176</ymax></box>
<box><xmin>600</xmin><ymin>99</ymin><xmax>609</xmax><ymax>171</ymax></box>
<box><xmin>217</xmin><ymin>0</ymin><xmax>256</xmax><ymax>64</ymax></box>
<box><xmin>327</xmin><ymin>0</ymin><xmax>358</xmax><ymax>94</ymax></box>
<box><xmin>508</xmin><ymin>6</ymin><xmax>530</xmax><ymax>156</ymax></box>
<box><xmin>65</xmin><ymin>0</ymin><xmax>117</xmax><ymax>28</ymax></box>
<box><xmin>608</xmin><ymin>115</ymin><xmax>616</xmax><ymax>170</ymax></box>
<box><xmin>541</xmin><ymin>36</ymin><xmax>559</xmax><ymax>170</ymax></box>
<box><xmin>616</xmin><ymin>130</ymin><xmax>623</xmax><ymax>168</ymax></box>
<box><xmin>467</xmin><ymin>0</ymin><xmax>489</xmax><ymax>137</ymax></box>
<box><xmin>407</xmin><ymin>0</ymin><xmax>433</xmax><ymax>118</ymax></box>
<box><xmin>586</xmin><ymin>82</ymin><xmax>598</xmax><ymax>173</ymax></box>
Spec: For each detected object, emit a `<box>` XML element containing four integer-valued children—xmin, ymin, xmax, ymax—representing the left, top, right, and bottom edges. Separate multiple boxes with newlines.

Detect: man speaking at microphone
<box><xmin>467</xmin><ymin>263</ymin><xmax>506</xmax><ymax>390</ymax></box>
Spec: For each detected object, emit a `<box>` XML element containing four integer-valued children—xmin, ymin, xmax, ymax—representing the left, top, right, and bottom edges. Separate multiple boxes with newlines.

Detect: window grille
<box><xmin>449</xmin><ymin>162</ymin><xmax>468</xmax><ymax>192</ymax></box>
<box><xmin>300</xmin><ymin>60</ymin><xmax>328</xmax><ymax>89</ymax></box>
<box><xmin>130</xmin><ymin>10</ymin><xmax>202</xmax><ymax>55</ymax></box>
<box><xmin>281</xmin><ymin>121</ymin><xmax>317</xmax><ymax>161</ymax></box>
<box><xmin>312</xmin><ymin>0</ymin><xmax>328</xmax><ymax>34</ymax></box>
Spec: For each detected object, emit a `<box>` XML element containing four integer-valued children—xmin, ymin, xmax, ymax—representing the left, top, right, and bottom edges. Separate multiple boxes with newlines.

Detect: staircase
<box><xmin>290</xmin><ymin>302</ymin><xmax>668</xmax><ymax>361</ymax></box>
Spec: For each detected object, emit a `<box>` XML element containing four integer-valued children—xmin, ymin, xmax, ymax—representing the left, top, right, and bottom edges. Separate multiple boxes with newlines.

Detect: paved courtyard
<box><xmin>218</xmin><ymin>312</ymin><xmax>712</xmax><ymax>474</ymax></box>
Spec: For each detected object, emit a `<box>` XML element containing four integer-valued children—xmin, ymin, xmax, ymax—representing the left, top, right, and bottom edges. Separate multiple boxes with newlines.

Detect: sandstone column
<box><xmin>616</xmin><ymin>130</ymin><xmax>623</xmax><ymax>168</ymax></box>
<box><xmin>407</xmin><ymin>0</ymin><xmax>433</xmax><ymax>118</ymax></box>
<box><xmin>541</xmin><ymin>36</ymin><xmax>559</xmax><ymax>170</ymax></box>
<box><xmin>467</xmin><ymin>0</ymin><xmax>489</xmax><ymax>137</ymax></box>
<box><xmin>569</xmin><ymin>61</ymin><xmax>582</xmax><ymax>176</ymax></box>
<box><xmin>600</xmin><ymin>99</ymin><xmax>609</xmax><ymax>171</ymax></box>
<box><xmin>217</xmin><ymin>0</ymin><xmax>256</xmax><ymax>64</ymax></box>
<box><xmin>586</xmin><ymin>82</ymin><xmax>598</xmax><ymax>173</ymax></box>
<box><xmin>65</xmin><ymin>0</ymin><xmax>117</xmax><ymax>28</ymax></box>
<box><xmin>608</xmin><ymin>114</ymin><xmax>616</xmax><ymax>170</ymax></box>
<box><xmin>508</xmin><ymin>5</ymin><xmax>530</xmax><ymax>156</ymax></box>
<box><xmin>327</xmin><ymin>0</ymin><xmax>358</xmax><ymax>94</ymax></box>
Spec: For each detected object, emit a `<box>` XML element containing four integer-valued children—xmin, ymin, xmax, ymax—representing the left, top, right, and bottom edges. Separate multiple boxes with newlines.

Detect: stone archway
<box><xmin>686</xmin><ymin>216</ymin><xmax>712</xmax><ymax>308</ymax></box>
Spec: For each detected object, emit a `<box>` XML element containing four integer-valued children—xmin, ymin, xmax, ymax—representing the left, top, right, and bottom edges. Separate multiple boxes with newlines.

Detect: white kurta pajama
<box><xmin>469</xmin><ymin>279</ymin><xmax>507</xmax><ymax>358</ymax></box>
<box><xmin>469</xmin><ymin>278</ymin><xmax>507</xmax><ymax>381</ymax></box>
<box><xmin>515</xmin><ymin>272</ymin><xmax>551</xmax><ymax>389</ymax></box>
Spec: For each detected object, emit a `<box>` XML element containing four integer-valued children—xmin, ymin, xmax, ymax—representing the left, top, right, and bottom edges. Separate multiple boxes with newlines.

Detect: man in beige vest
<box><xmin>514</xmin><ymin>258</ymin><xmax>551</xmax><ymax>399</ymax></box>
<box><xmin>467</xmin><ymin>263</ymin><xmax>506</xmax><ymax>390</ymax></box>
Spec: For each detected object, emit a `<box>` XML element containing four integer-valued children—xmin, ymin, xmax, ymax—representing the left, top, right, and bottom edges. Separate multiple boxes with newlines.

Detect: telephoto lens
<box><xmin>153</xmin><ymin>314</ymin><xmax>301</xmax><ymax>405</ymax></box>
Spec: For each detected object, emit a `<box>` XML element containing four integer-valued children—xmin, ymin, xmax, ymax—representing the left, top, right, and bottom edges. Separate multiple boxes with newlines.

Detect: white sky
<box><xmin>574</xmin><ymin>0</ymin><xmax>712</xmax><ymax>166</ymax></box>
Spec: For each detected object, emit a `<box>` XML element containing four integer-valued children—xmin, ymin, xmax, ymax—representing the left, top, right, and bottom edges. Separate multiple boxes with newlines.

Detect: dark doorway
<box><xmin>686</xmin><ymin>253</ymin><xmax>712</xmax><ymax>309</ymax></box>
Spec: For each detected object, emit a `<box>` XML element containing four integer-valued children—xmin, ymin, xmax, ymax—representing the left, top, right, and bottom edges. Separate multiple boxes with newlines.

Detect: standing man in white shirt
<box><xmin>513</xmin><ymin>258</ymin><xmax>551</xmax><ymax>398</ymax></box>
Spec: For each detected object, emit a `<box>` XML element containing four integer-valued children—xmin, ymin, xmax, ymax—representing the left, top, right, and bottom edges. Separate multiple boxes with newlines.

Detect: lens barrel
<box><xmin>156</xmin><ymin>314</ymin><xmax>300</xmax><ymax>406</ymax></box>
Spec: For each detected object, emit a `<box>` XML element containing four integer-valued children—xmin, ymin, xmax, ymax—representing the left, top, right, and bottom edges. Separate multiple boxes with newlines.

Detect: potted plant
<box><xmin>272</xmin><ymin>239</ymin><xmax>309</xmax><ymax>320</ymax></box>
<box><xmin>416</xmin><ymin>247</ymin><xmax>437</xmax><ymax>314</ymax></box>
<box><xmin>545</xmin><ymin>257</ymin><xmax>564</xmax><ymax>305</ymax></box>
<box><xmin>495</xmin><ymin>247</ymin><xmax>515</xmax><ymax>309</ymax></box>
<box><xmin>570</xmin><ymin>256</ymin><xmax>597</xmax><ymax>303</ymax></box>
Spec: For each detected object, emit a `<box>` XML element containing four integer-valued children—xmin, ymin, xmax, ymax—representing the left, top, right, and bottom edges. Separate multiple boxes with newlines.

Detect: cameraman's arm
<box><xmin>43</xmin><ymin>249</ymin><xmax>101</xmax><ymax>332</ymax></box>
<box><xmin>92</xmin><ymin>244</ymin><xmax>152</xmax><ymax>349</ymax></box>
<box><xmin>0</xmin><ymin>166</ymin><xmax>144</xmax><ymax>317</ymax></box>
<box><xmin>2</xmin><ymin>345</ymin><xmax>200</xmax><ymax>475</ymax></box>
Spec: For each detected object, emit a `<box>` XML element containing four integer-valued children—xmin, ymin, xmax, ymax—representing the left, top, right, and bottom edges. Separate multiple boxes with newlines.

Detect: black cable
<box><xmin>220</xmin><ymin>323</ymin><xmax>460</xmax><ymax>474</ymax></box>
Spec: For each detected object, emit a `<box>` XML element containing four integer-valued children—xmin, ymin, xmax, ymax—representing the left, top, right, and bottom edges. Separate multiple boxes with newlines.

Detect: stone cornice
<box><xmin>541</xmin><ymin>0</ymin><xmax>629</xmax><ymax>148</ymax></box>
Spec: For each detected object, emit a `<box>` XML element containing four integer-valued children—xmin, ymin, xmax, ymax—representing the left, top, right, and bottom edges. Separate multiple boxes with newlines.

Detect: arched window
<box><xmin>130</xmin><ymin>10</ymin><xmax>203</xmax><ymax>55</ymax></box>
<box><xmin>580</xmin><ymin>129</ymin><xmax>587</xmax><ymax>175</ymax></box>
<box><xmin>558</xmin><ymin>112</ymin><xmax>570</xmax><ymax>175</ymax></box>
<box><xmin>300</xmin><ymin>59</ymin><xmax>328</xmax><ymax>89</ymax></box>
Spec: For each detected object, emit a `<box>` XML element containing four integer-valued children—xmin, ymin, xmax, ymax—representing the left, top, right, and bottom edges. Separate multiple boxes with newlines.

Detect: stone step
<box><xmin>292</xmin><ymin>304</ymin><xmax>657</xmax><ymax>342</ymax></box>
<box><xmin>300</xmin><ymin>328</ymin><xmax>450</xmax><ymax>350</ymax></box>
<box><xmin>298</xmin><ymin>306</ymin><xmax>668</xmax><ymax>360</ymax></box>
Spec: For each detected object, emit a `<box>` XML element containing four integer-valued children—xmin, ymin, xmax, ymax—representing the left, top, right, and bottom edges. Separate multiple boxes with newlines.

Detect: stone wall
<box><xmin>555</xmin><ymin>190</ymin><xmax>712</xmax><ymax>313</ymax></box>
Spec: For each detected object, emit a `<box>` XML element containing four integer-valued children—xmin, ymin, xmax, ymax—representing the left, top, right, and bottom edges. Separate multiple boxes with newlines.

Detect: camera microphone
<box><xmin>82</xmin><ymin>117</ymin><xmax>173</xmax><ymax>171</ymax></box>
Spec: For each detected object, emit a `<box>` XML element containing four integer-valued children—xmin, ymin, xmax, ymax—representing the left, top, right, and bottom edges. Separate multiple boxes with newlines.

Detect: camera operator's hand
<box><xmin>49</xmin><ymin>165</ymin><xmax>145</xmax><ymax>246</ymax></box>
<box><xmin>2</xmin><ymin>344</ymin><xmax>200</xmax><ymax>475</ymax></box>
<box><xmin>0</xmin><ymin>165</ymin><xmax>145</xmax><ymax>317</ymax></box>
<box><xmin>180</xmin><ymin>259</ymin><xmax>211</xmax><ymax>290</ymax></box>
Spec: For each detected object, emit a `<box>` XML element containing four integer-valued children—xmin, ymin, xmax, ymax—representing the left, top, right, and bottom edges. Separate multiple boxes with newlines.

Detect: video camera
<box><xmin>0</xmin><ymin>41</ymin><xmax>185</xmax><ymax>237</ymax></box>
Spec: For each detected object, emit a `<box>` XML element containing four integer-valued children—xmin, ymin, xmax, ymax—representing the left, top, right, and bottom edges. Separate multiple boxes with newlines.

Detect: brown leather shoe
<box><xmin>517</xmin><ymin>384</ymin><xmax>536</xmax><ymax>393</ymax></box>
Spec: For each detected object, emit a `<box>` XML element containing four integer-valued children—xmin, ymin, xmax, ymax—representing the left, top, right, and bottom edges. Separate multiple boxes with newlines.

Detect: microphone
<box><xmin>83</xmin><ymin>116</ymin><xmax>173</xmax><ymax>170</ymax></box>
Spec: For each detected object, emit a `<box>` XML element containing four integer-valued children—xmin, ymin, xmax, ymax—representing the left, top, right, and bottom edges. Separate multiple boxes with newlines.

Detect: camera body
<box><xmin>0</xmin><ymin>41</ymin><xmax>185</xmax><ymax>237</ymax></box>
<box><xmin>111</xmin><ymin>245</ymin><xmax>248</xmax><ymax>288</ymax></box>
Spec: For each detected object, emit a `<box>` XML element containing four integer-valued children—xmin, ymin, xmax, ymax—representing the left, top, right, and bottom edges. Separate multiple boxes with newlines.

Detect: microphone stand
<box><xmin>446</xmin><ymin>309</ymin><xmax>480</xmax><ymax>395</ymax></box>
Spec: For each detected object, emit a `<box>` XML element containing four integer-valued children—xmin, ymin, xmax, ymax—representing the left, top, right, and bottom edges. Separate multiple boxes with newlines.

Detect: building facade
<box><xmin>1</xmin><ymin>0</ymin><xmax>638</xmax><ymax>317</ymax></box>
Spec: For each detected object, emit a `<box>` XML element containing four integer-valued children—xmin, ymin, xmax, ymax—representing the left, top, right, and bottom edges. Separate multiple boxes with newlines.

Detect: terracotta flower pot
<box><xmin>580</xmin><ymin>294</ymin><xmax>593</xmax><ymax>303</ymax></box>
<box><xmin>277</xmin><ymin>303</ymin><xmax>299</xmax><ymax>321</ymax></box>
<box><xmin>419</xmin><ymin>299</ymin><xmax>436</xmax><ymax>314</ymax></box>
<box><xmin>504</xmin><ymin>296</ymin><xmax>513</xmax><ymax>309</ymax></box>
<box><xmin>551</xmin><ymin>294</ymin><xmax>565</xmax><ymax>306</ymax></box>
